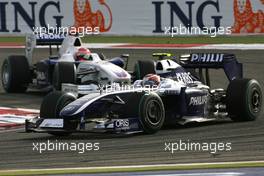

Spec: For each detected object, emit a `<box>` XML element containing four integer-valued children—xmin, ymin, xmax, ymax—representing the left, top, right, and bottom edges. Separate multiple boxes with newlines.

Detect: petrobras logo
<box><xmin>191</xmin><ymin>54</ymin><xmax>224</xmax><ymax>63</ymax></box>
<box><xmin>114</xmin><ymin>119</ymin><xmax>130</xmax><ymax>129</ymax></box>
<box><xmin>175</xmin><ymin>72</ymin><xmax>194</xmax><ymax>84</ymax></box>
<box><xmin>189</xmin><ymin>95</ymin><xmax>207</xmax><ymax>106</ymax></box>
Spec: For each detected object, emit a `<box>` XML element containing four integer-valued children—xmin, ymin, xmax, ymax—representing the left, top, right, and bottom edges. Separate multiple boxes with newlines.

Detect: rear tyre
<box><xmin>134</xmin><ymin>60</ymin><xmax>155</xmax><ymax>80</ymax></box>
<box><xmin>226</xmin><ymin>79</ymin><xmax>262</xmax><ymax>121</ymax></box>
<box><xmin>40</xmin><ymin>91</ymin><xmax>77</xmax><ymax>136</ymax></box>
<box><xmin>53</xmin><ymin>62</ymin><xmax>76</xmax><ymax>90</ymax></box>
<box><xmin>139</xmin><ymin>93</ymin><xmax>165</xmax><ymax>134</ymax></box>
<box><xmin>1</xmin><ymin>55</ymin><xmax>30</xmax><ymax>93</ymax></box>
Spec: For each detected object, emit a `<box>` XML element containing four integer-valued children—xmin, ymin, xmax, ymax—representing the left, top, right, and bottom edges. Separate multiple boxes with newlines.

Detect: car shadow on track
<box><xmin>18</xmin><ymin>131</ymin><xmax>142</xmax><ymax>141</ymax></box>
<box><xmin>18</xmin><ymin>120</ymin><xmax>240</xmax><ymax>141</ymax></box>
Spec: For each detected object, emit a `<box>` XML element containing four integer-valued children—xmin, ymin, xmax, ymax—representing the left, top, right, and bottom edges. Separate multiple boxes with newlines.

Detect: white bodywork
<box><xmin>155</xmin><ymin>59</ymin><xmax>181</xmax><ymax>74</ymax></box>
<box><xmin>26</xmin><ymin>34</ymin><xmax>131</xmax><ymax>92</ymax></box>
<box><xmin>59</xmin><ymin>35</ymin><xmax>81</xmax><ymax>57</ymax></box>
<box><xmin>53</xmin><ymin>36</ymin><xmax>130</xmax><ymax>94</ymax></box>
<box><xmin>62</xmin><ymin>59</ymin><xmax>131</xmax><ymax>96</ymax></box>
<box><xmin>77</xmin><ymin>60</ymin><xmax>131</xmax><ymax>85</ymax></box>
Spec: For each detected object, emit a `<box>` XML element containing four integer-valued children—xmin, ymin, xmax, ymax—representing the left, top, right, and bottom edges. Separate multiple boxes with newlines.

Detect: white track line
<box><xmin>0</xmin><ymin>43</ymin><xmax>264</xmax><ymax>50</ymax></box>
<box><xmin>139</xmin><ymin>173</ymin><xmax>243</xmax><ymax>176</ymax></box>
<box><xmin>191</xmin><ymin>44</ymin><xmax>264</xmax><ymax>50</ymax></box>
<box><xmin>83</xmin><ymin>43</ymin><xmax>264</xmax><ymax>50</ymax></box>
<box><xmin>1</xmin><ymin>160</ymin><xmax>264</xmax><ymax>172</ymax></box>
<box><xmin>0</xmin><ymin>106</ymin><xmax>39</xmax><ymax>113</ymax></box>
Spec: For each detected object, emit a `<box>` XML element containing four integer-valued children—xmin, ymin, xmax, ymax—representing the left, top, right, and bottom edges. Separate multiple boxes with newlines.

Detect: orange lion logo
<box><xmin>232</xmin><ymin>0</ymin><xmax>264</xmax><ymax>33</ymax></box>
<box><xmin>73</xmin><ymin>0</ymin><xmax>112</xmax><ymax>33</ymax></box>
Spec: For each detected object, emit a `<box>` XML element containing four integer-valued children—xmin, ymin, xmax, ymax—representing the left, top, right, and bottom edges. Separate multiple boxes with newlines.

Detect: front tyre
<box><xmin>226</xmin><ymin>79</ymin><xmax>262</xmax><ymax>121</ymax></box>
<box><xmin>40</xmin><ymin>91</ymin><xmax>77</xmax><ymax>136</ymax></box>
<box><xmin>139</xmin><ymin>92</ymin><xmax>165</xmax><ymax>134</ymax></box>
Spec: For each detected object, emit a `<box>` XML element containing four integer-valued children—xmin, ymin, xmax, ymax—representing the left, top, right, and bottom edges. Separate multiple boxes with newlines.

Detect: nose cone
<box><xmin>60</xmin><ymin>104</ymin><xmax>79</xmax><ymax>117</ymax></box>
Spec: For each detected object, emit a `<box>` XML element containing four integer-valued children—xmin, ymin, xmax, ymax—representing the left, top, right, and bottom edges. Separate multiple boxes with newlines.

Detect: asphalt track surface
<box><xmin>0</xmin><ymin>48</ymin><xmax>263</xmax><ymax>170</ymax></box>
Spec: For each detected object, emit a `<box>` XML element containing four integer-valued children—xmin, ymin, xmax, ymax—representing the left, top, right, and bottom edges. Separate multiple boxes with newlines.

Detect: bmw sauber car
<box><xmin>26</xmin><ymin>53</ymin><xmax>262</xmax><ymax>136</ymax></box>
<box><xmin>1</xmin><ymin>34</ymin><xmax>130</xmax><ymax>93</ymax></box>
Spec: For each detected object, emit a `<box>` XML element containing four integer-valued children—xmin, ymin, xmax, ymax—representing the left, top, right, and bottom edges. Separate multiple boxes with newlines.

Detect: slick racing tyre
<box><xmin>226</xmin><ymin>79</ymin><xmax>262</xmax><ymax>121</ymax></box>
<box><xmin>1</xmin><ymin>55</ymin><xmax>30</xmax><ymax>93</ymax></box>
<box><xmin>139</xmin><ymin>92</ymin><xmax>165</xmax><ymax>134</ymax></box>
<box><xmin>53</xmin><ymin>62</ymin><xmax>76</xmax><ymax>90</ymax></box>
<box><xmin>40</xmin><ymin>91</ymin><xmax>77</xmax><ymax>136</ymax></box>
<box><xmin>134</xmin><ymin>60</ymin><xmax>155</xmax><ymax>80</ymax></box>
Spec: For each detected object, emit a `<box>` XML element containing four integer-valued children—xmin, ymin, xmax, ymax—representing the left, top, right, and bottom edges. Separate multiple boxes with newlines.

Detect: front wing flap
<box><xmin>25</xmin><ymin>117</ymin><xmax>143</xmax><ymax>134</ymax></box>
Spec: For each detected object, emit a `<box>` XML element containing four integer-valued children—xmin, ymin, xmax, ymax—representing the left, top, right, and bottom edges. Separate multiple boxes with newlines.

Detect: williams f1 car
<box><xmin>1</xmin><ymin>34</ymin><xmax>130</xmax><ymax>93</ymax></box>
<box><xmin>25</xmin><ymin>53</ymin><xmax>262</xmax><ymax>135</ymax></box>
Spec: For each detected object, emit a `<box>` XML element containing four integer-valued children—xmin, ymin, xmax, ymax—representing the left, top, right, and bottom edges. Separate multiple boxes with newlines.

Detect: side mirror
<box><xmin>120</xmin><ymin>54</ymin><xmax>129</xmax><ymax>59</ymax></box>
<box><xmin>98</xmin><ymin>53</ymin><xmax>106</xmax><ymax>60</ymax></box>
<box><xmin>120</xmin><ymin>54</ymin><xmax>129</xmax><ymax>70</ymax></box>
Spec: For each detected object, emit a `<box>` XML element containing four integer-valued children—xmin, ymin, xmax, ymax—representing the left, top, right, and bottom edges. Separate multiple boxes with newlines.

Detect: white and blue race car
<box><xmin>25</xmin><ymin>53</ymin><xmax>262</xmax><ymax>135</ymax></box>
<box><xmin>1</xmin><ymin>34</ymin><xmax>130</xmax><ymax>93</ymax></box>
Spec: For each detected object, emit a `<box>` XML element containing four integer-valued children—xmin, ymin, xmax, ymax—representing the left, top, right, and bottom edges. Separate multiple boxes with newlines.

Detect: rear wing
<box><xmin>34</xmin><ymin>33</ymin><xmax>65</xmax><ymax>46</ymax></box>
<box><xmin>179</xmin><ymin>53</ymin><xmax>243</xmax><ymax>86</ymax></box>
<box><xmin>25</xmin><ymin>33</ymin><xmax>65</xmax><ymax>65</ymax></box>
<box><xmin>25</xmin><ymin>34</ymin><xmax>82</xmax><ymax>66</ymax></box>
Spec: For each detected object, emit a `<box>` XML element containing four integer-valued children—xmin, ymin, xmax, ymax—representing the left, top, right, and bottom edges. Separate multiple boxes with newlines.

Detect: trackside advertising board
<box><xmin>0</xmin><ymin>0</ymin><xmax>263</xmax><ymax>36</ymax></box>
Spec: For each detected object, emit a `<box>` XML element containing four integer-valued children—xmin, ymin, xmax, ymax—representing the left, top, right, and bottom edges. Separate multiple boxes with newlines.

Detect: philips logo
<box><xmin>191</xmin><ymin>54</ymin><xmax>224</xmax><ymax>63</ymax></box>
<box><xmin>189</xmin><ymin>95</ymin><xmax>207</xmax><ymax>106</ymax></box>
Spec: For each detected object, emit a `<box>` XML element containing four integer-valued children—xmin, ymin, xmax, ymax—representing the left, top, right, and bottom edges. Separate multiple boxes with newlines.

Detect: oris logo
<box><xmin>114</xmin><ymin>119</ymin><xmax>129</xmax><ymax>128</ymax></box>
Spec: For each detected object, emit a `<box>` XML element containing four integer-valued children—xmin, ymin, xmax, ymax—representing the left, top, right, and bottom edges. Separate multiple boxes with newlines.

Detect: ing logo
<box><xmin>232</xmin><ymin>0</ymin><xmax>264</xmax><ymax>33</ymax></box>
<box><xmin>73</xmin><ymin>0</ymin><xmax>112</xmax><ymax>32</ymax></box>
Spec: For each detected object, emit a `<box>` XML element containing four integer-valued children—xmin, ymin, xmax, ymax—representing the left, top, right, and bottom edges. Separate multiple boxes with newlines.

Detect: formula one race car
<box><xmin>25</xmin><ymin>53</ymin><xmax>262</xmax><ymax>136</ymax></box>
<box><xmin>1</xmin><ymin>34</ymin><xmax>130</xmax><ymax>93</ymax></box>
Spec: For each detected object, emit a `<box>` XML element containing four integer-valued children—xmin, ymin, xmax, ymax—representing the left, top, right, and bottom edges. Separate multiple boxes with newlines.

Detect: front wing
<box><xmin>25</xmin><ymin>117</ymin><xmax>143</xmax><ymax>134</ymax></box>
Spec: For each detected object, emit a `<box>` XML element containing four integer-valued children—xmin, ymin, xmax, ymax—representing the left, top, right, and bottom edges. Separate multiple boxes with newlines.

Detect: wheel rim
<box><xmin>145</xmin><ymin>99</ymin><xmax>162</xmax><ymax>125</ymax></box>
<box><xmin>2</xmin><ymin>62</ymin><xmax>9</xmax><ymax>87</ymax></box>
<box><xmin>251</xmin><ymin>89</ymin><xmax>261</xmax><ymax>113</ymax></box>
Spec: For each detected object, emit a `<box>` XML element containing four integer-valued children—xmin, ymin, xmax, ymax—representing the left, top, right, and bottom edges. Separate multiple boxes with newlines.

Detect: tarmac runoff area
<box><xmin>0</xmin><ymin>47</ymin><xmax>263</xmax><ymax>172</ymax></box>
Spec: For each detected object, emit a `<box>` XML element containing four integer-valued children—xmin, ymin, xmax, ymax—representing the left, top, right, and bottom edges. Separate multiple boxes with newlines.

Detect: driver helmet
<box><xmin>142</xmin><ymin>74</ymin><xmax>161</xmax><ymax>87</ymax></box>
<box><xmin>76</xmin><ymin>48</ymin><xmax>92</xmax><ymax>61</ymax></box>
